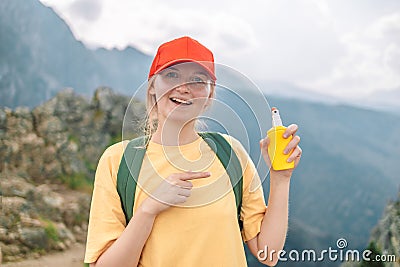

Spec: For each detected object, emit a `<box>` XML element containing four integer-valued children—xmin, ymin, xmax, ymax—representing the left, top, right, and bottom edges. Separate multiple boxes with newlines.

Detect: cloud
<box><xmin>63</xmin><ymin>0</ymin><xmax>258</xmax><ymax>58</ymax></box>
<box><xmin>368</xmin><ymin>12</ymin><xmax>400</xmax><ymax>46</ymax></box>
<box><xmin>227</xmin><ymin>0</ymin><xmax>346</xmax><ymax>84</ymax></box>
<box><xmin>299</xmin><ymin>12</ymin><xmax>400</xmax><ymax>98</ymax></box>
<box><xmin>39</xmin><ymin>0</ymin><xmax>400</xmax><ymax>99</ymax></box>
<box><xmin>384</xmin><ymin>44</ymin><xmax>400</xmax><ymax>73</ymax></box>
<box><xmin>68</xmin><ymin>0</ymin><xmax>102</xmax><ymax>22</ymax></box>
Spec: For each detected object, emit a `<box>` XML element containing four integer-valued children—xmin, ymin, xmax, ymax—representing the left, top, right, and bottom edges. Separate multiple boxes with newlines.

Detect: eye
<box><xmin>190</xmin><ymin>76</ymin><xmax>206</xmax><ymax>83</ymax></box>
<box><xmin>165</xmin><ymin>71</ymin><xmax>179</xmax><ymax>79</ymax></box>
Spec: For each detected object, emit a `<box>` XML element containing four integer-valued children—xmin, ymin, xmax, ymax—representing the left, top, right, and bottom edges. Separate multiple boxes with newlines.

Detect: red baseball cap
<box><xmin>148</xmin><ymin>36</ymin><xmax>216</xmax><ymax>81</ymax></box>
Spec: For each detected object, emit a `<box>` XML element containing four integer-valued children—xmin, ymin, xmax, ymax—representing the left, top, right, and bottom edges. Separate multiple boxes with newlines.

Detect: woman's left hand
<box><xmin>260</xmin><ymin>123</ymin><xmax>302</xmax><ymax>178</ymax></box>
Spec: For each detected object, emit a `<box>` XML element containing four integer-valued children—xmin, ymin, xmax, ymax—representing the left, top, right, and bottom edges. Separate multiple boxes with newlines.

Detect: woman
<box><xmin>84</xmin><ymin>36</ymin><xmax>302</xmax><ymax>267</ymax></box>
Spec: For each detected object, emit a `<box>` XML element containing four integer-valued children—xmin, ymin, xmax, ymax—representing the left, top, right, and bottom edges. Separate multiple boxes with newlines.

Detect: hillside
<box><xmin>205</xmin><ymin>87</ymin><xmax>400</xmax><ymax>266</ymax></box>
<box><xmin>1</xmin><ymin>88</ymin><xmax>399</xmax><ymax>266</ymax></box>
<box><xmin>1</xmin><ymin>2</ymin><xmax>400</xmax><ymax>265</ymax></box>
<box><xmin>367</xmin><ymin>191</ymin><xmax>400</xmax><ymax>267</ymax></box>
<box><xmin>0</xmin><ymin>0</ymin><xmax>151</xmax><ymax>108</ymax></box>
<box><xmin>341</xmin><ymin>191</ymin><xmax>400</xmax><ymax>267</ymax></box>
<box><xmin>0</xmin><ymin>87</ymin><xmax>145</xmax><ymax>262</ymax></box>
<box><xmin>269</xmin><ymin>96</ymin><xmax>400</xmax><ymax>241</ymax></box>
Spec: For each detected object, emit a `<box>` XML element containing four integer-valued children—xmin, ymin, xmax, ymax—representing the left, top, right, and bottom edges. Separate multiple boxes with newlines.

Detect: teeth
<box><xmin>171</xmin><ymin>97</ymin><xmax>192</xmax><ymax>105</ymax></box>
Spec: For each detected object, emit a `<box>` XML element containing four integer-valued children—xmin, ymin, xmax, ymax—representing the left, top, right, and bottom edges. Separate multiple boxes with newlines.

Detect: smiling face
<box><xmin>148</xmin><ymin>62</ymin><xmax>215</xmax><ymax>128</ymax></box>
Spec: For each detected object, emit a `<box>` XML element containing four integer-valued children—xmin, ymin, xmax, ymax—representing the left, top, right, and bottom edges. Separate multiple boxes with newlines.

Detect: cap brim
<box><xmin>153</xmin><ymin>59</ymin><xmax>216</xmax><ymax>81</ymax></box>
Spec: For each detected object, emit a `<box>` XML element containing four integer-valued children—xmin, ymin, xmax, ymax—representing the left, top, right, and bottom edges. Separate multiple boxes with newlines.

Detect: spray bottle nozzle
<box><xmin>271</xmin><ymin>107</ymin><xmax>283</xmax><ymax>127</ymax></box>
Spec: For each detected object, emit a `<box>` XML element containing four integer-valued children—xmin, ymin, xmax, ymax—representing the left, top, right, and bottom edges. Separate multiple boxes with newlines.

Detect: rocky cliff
<box><xmin>0</xmin><ymin>88</ymin><xmax>144</xmax><ymax>262</ymax></box>
<box><xmin>341</xmin><ymin>191</ymin><xmax>400</xmax><ymax>267</ymax></box>
<box><xmin>367</xmin><ymin>191</ymin><xmax>400</xmax><ymax>267</ymax></box>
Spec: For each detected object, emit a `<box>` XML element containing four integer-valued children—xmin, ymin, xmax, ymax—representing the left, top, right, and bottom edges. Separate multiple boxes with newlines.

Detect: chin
<box><xmin>164</xmin><ymin>110</ymin><xmax>198</xmax><ymax>125</ymax></box>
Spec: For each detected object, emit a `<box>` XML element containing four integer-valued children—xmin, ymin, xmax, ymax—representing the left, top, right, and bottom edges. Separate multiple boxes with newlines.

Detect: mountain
<box><xmin>204</xmin><ymin>84</ymin><xmax>400</xmax><ymax>266</ymax></box>
<box><xmin>1</xmin><ymin>87</ymin><xmax>399</xmax><ymax>266</ymax></box>
<box><xmin>265</xmin><ymin>96</ymin><xmax>399</xmax><ymax>248</ymax></box>
<box><xmin>0</xmin><ymin>87</ymin><xmax>145</xmax><ymax>262</ymax></box>
<box><xmin>273</xmin><ymin>96</ymin><xmax>399</xmax><ymax>256</ymax></box>
<box><xmin>2</xmin><ymin>1</ymin><xmax>400</xmax><ymax>265</ymax></box>
<box><xmin>2</xmin><ymin>0</ymin><xmax>399</xmax><ymax>119</ymax></box>
<box><xmin>361</xmin><ymin>88</ymin><xmax>400</xmax><ymax>114</ymax></box>
<box><xmin>340</xmin><ymin>191</ymin><xmax>400</xmax><ymax>267</ymax></box>
<box><xmin>260</xmin><ymin>80</ymin><xmax>344</xmax><ymax>105</ymax></box>
<box><xmin>0</xmin><ymin>0</ymin><xmax>151</xmax><ymax>109</ymax></box>
<box><xmin>364</xmin><ymin>191</ymin><xmax>400</xmax><ymax>267</ymax></box>
<box><xmin>259</xmin><ymin>81</ymin><xmax>400</xmax><ymax>116</ymax></box>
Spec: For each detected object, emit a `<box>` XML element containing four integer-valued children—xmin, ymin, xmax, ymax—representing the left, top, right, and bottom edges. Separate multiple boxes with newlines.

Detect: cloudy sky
<box><xmin>39</xmin><ymin>0</ymin><xmax>400</xmax><ymax>100</ymax></box>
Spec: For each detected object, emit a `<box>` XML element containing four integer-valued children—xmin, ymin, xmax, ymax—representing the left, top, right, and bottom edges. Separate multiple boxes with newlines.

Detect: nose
<box><xmin>174</xmin><ymin>83</ymin><xmax>191</xmax><ymax>93</ymax></box>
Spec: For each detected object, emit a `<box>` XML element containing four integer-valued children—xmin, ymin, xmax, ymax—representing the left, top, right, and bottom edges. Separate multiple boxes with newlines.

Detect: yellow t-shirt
<box><xmin>84</xmin><ymin>134</ymin><xmax>267</xmax><ymax>266</ymax></box>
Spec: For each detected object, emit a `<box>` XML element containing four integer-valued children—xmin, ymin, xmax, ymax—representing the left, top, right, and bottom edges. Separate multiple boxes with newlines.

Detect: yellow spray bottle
<box><xmin>266</xmin><ymin>107</ymin><xmax>294</xmax><ymax>170</ymax></box>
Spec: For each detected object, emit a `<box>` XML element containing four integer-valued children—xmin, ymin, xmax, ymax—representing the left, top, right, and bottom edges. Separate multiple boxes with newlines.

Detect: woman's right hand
<box><xmin>140</xmin><ymin>171</ymin><xmax>211</xmax><ymax>216</ymax></box>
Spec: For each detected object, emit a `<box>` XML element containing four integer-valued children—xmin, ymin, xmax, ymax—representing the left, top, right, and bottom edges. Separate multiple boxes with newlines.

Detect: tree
<box><xmin>359</xmin><ymin>241</ymin><xmax>385</xmax><ymax>267</ymax></box>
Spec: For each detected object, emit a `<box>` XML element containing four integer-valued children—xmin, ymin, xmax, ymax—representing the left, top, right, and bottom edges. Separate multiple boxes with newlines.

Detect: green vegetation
<box><xmin>59</xmin><ymin>172</ymin><xmax>93</xmax><ymax>193</ymax></box>
<box><xmin>74</xmin><ymin>212</ymin><xmax>86</xmax><ymax>225</ymax></box>
<box><xmin>359</xmin><ymin>242</ymin><xmax>384</xmax><ymax>267</ymax></box>
<box><xmin>108</xmin><ymin>133</ymin><xmax>122</xmax><ymax>147</ymax></box>
<box><xmin>68</xmin><ymin>133</ymin><xmax>80</xmax><ymax>144</ymax></box>
<box><xmin>31</xmin><ymin>247</ymin><xmax>46</xmax><ymax>256</ymax></box>
<box><xmin>84</xmin><ymin>159</ymin><xmax>97</xmax><ymax>174</ymax></box>
<box><xmin>93</xmin><ymin>109</ymin><xmax>105</xmax><ymax>122</ymax></box>
<box><xmin>42</xmin><ymin>219</ymin><xmax>59</xmax><ymax>242</ymax></box>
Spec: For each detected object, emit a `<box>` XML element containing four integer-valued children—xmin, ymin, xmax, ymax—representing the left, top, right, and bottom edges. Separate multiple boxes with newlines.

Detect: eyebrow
<box><xmin>193</xmin><ymin>71</ymin><xmax>209</xmax><ymax>77</ymax></box>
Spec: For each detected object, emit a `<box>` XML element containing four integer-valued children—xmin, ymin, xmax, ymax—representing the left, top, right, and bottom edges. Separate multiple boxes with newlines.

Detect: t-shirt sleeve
<box><xmin>221</xmin><ymin>134</ymin><xmax>267</xmax><ymax>242</ymax></box>
<box><xmin>84</xmin><ymin>141</ymin><xmax>127</xmax><ymax>263</ymax></box>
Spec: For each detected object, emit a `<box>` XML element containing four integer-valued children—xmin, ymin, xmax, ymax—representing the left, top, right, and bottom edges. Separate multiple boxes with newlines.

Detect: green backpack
<box><xmin>83</xmin><ymin>132</ymin><xmax>244</xmax><ymax>267</ymax></box>
<box><xmin>116</xmin><ymin>132</ymin><xmax>244</xmax><ymax>229</ymax></box>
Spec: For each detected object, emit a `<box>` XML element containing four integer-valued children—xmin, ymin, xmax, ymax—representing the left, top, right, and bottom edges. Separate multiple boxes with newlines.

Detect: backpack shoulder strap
<box><xmin>117</xmin><ymin>136</ymin><xmax>148</xmax><ymax>224</ymax></box>
<box><xmin>117</xmin><ymin>133</ymin><xmax>244</xmax><ymax>231</ymax></box>
<box><xmin>198</xmin><ymin>132</ymin><xmax>244</xmax><ymax>230</ymax></box>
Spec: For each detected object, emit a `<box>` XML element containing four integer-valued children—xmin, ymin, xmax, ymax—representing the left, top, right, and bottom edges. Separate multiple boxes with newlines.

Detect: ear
<box><xmin>149</xmin><ymin>85</ymin><xmax>156</xmax><ymax>95</ymax></box>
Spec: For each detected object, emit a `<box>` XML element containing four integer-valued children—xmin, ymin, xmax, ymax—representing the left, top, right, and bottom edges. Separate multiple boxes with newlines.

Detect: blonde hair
<box><xmin>145</xmin><ymin>75</ymin><xmax>158</xmax><ymax>137</ymax></box>
<box><xmin>144</xmin><ymin>74</ymin><xmax>216</xmax><ymax>140</ymax></box>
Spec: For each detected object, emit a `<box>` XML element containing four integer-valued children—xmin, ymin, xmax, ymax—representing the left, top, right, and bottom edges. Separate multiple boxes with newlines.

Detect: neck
<box><xmin>151</xmin><ymin>119</ymin><xmax>199</xmax><ymax>145</ymax></box>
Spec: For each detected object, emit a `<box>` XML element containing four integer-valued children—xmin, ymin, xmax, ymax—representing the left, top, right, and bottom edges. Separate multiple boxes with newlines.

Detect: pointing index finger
<box><xmin>180</xmin><ymin>171</ymin><xmax>211</xmax><ymax>181</ymax></box>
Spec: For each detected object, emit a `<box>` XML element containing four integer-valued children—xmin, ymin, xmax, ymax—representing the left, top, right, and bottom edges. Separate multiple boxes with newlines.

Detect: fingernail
<box><xmin>287</xmin><ymin>158</ymin><xmax>292</xmax><ymax>162</ymax></box>
<box><xmin>283</xmin><ymin>134</ymin><xmax>288</xmax><ymax>138</ymax></box>
<box><xmin>207</xmin><ymin>172</ymin><xmax>211</xmax><ymax>176</ymax></box>
<box><xmin>283</xmin><ymin>149</ymin><xmax>288</xmax><ymax>154</ymax></box>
